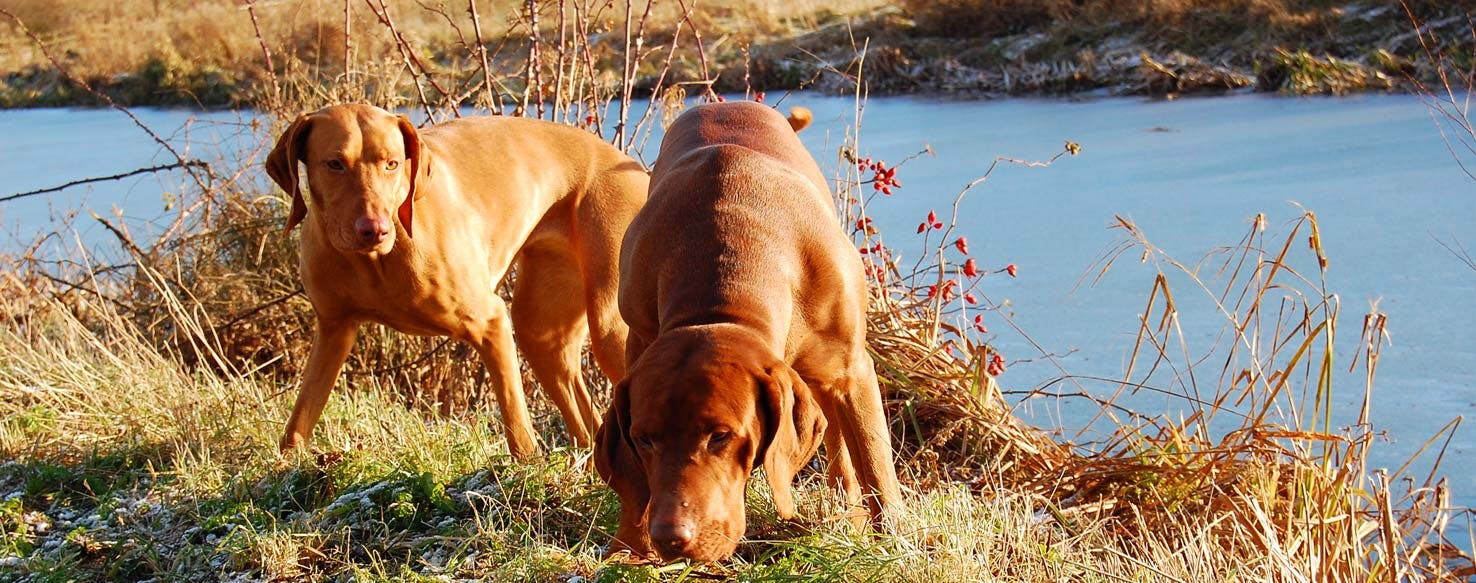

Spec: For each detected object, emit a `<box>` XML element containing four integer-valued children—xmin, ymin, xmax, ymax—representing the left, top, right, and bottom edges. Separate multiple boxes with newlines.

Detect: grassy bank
<box><xmin>1</xmin><ymin>0</ymin><xmax>1474</xmax><ymax>109</ymax></box>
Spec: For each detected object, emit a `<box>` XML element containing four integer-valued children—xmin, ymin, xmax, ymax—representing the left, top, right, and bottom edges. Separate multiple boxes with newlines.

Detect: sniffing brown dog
<box><xmin>265</xmin><ymin>104</ymin><xmax>647</xmax><ymax>458</ymax></box>
<box><xmin>595</xmin><ymin>102</ymin><xmax>903</xmax><ymax>562</ymax></box>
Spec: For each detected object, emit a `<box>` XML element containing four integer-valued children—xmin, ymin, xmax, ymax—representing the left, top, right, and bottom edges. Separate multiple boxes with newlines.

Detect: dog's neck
<box><xmin>305</xmin><ymin>218</ymin><xmax>421</xmax><ymax>282</ymax></box>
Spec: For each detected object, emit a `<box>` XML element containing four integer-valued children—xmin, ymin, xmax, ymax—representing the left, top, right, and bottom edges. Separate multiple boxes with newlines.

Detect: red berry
<box><xmin>917</xmin><ymin>223</ymin><xmax>927</xmax><ymax>233</ymax></box>
<box><xmin>954</xmin><ymin>237</ymin><xmax>969</xmax><ymax>255</ymax></box>
<box><xmin>1006</xmin><ymin>263</ymin><xmax>1018</xmax><ymax>277</ymax></box>
<box><xmin>927</xmin><ymin>210</ymin><xmax>938</xmax><ymax>224</ymax></box>
<box><xmin>964</xmin><ymin>293</ymin><xmax>977</xmax><ymax>304</ymax></box>
<box><xmin>987</xmin><ymin>353</ymin><xmax>1006</xmax><ymax>376</ymax></box>
<box><xmin>963</xmin><ymin>258</ymin><xmax>979</xmax><ymax>278</ymax></box>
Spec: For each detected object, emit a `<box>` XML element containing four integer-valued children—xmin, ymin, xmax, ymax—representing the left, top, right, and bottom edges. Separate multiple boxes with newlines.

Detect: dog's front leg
<box><xmin>816</xmin><ymin>404</ymin><xmax>866</xmax><ymax>528</ymax></box>
<box><xmin>468</xmin><ymin>297</ymin><xmax>543</xmax><ymax>460</ymax></box>
<box><xmin>281</xmin><ymin>318</ymin><xmax>359</xmax><ymax>452</ymax></box>
<box><xmin>831</xmin><ymin>355</ymin><xmax>904</xmax><ymax>526</ymax></box>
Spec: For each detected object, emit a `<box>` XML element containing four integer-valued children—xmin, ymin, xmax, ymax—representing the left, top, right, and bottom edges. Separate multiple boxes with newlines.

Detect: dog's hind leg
<box><xmin>511</xmin><ymin>245</ymin><xmax>601</xmax><ymax>448</ymax></box>
<box><xmin>574</xmin><ymin>162</ymin><xmax>646</xmax><ymax>383</ymax></box>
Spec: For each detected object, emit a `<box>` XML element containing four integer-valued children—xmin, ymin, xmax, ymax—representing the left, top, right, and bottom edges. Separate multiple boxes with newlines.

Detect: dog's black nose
<box><xmin>355</xmin><ymin>216</ymin><xmax>391</xmax><ymax>245</ymax></box>
<box><xmin>650</xmin><ymin>520</ymin><xmax>696</xmax><ymax>556</ymax></box>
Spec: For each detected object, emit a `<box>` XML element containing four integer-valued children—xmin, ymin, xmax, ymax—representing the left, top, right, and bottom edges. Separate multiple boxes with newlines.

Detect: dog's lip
<box><xmin>650</xmin><ymin>528</ymin><xmax>739</xmax><ymax>563</ymax></box>
<box><xmin>337</xmin><ymin>237</ymin><xmax>394</xmax><ymax>255</ymax></box>
<box><xmin>657</xmin><ymin>544</ymin><xmax>735</xmax><ymax>563</ymax></box>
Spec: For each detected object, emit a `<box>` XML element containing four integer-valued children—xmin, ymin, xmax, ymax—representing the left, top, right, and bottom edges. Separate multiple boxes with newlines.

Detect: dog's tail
<box><xmin>786</xmin><ymin>106</ymin><xmax>813</xmax><ymax>133</ymax></box>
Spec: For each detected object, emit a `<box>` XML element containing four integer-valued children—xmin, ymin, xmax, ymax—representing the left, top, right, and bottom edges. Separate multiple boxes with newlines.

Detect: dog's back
<box><xmin>620</xmin><ymin>102</ymin><xmax>863</xmax><ymax>355</ymax></box>
<box><xmin>652</xmin><ymin>102</ymin><xmax>827</xmax><ymax>197</ymax></box>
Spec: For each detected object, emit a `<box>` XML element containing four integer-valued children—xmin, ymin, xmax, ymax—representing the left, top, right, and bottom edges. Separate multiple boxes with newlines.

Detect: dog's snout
<box><xmin>650</xmin><ymin>519</ymin><xmax>696</xmax><ymax>556</ymax></box>
<box><xmin>354</xmin><ymin>216</ymin><xmax>391</xmax><ymax>245</ymax></box>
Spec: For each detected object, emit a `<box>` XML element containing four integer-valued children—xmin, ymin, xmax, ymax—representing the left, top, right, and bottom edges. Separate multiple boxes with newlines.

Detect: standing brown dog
<box><xmin>595</xmin><ymin>102</ymin><xmax>903</xmax><ymax>562</ymax></box>
<box><xmin>265</xmin><ymin>104</ymin><xmax>647</xmax><ymax>458</ymax></box>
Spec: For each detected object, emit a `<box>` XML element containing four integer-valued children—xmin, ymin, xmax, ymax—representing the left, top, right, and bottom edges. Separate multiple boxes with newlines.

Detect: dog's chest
<box><xmin>316</xmin><ymin>250</ymin><xmax>497</xmax><ymax>338</ymax></box>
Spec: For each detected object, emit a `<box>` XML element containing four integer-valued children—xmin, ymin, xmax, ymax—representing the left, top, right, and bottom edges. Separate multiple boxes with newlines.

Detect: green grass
<box><xmin>0</xmin><ymin>323</ymin><xmax>1038</xmax><ymax>580</ymax></box>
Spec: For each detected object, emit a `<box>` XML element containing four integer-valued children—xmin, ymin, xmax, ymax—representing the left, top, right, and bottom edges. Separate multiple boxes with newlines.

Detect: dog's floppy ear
<box><xmin>756</xmin><ymin>364</ymin><xmax>825</xmax><ymax>519</ymax></box>
<box><xmin>265</xmin><ymin>114</ymin><xmax>314</xmax><ymax>233</ymax></box>
<box><xmin>594</xmin><ymin>377</ymin><xmax>652</xmax><ymax>549</ymax></box>
<box><xmin>395</xmin><ymin>115</ymin><xmax>424</xmax><ymax>239</ymax></box>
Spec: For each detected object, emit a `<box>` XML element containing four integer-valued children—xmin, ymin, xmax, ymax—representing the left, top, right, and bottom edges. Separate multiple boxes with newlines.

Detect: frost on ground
<box><xmin>0</xmin><ymin>456</ymin><xmax>612</xmax><ymax>582</ymax></box>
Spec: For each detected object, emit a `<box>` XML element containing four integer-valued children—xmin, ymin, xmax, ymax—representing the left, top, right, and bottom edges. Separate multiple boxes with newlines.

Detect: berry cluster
<box><xmin>926</xmin><ymin>279</ymin><xmax>958</xmax><ymax>301</ymax></box>
<box><xmin>986</xmin><ymin>353</ymin><xmax>1006</xmax><ymax>376</ymax></box>
<box><xmin>917</xmin><ymin>210</ymin><xmax>944</xmax><ymax>233</ymax></box>
<box><xmin>845</xmin><ymin>149</ymin><xmax>1019</xmax><ymax>378</ymax></box>
<box><xmin>855</xmin><ymin>157</ymin><xmax>900</xmax><ymax>195</ymax></box>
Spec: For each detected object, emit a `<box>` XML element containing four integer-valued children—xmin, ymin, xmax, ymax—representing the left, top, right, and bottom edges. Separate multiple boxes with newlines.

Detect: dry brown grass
<box><xmin>0</xmin><ymin>0</ymin><xmax>884</xmax><ymax>108</ymax></box>
<box><xmin>4</xmin><ymin>0</ymin><xmax>1472</xmax><ymax>106</ymax></box>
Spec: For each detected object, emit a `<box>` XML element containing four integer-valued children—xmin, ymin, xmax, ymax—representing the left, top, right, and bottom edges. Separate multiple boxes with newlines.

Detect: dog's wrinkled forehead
<box><xmin>305</xmin><ymin>105</ymin><xmax>406</xmax><ymax>162</ymax></box>
<box><xmin>626</xmin><ymin>350</ymin><xmax>760</xmax><ymax>436</ymax></box>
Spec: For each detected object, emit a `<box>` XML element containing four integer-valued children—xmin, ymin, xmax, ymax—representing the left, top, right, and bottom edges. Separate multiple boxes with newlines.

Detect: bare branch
<box><xmin>1</xmin><ymin>162</ymin><xmax>213</xmax><ymax>204</ymax></box>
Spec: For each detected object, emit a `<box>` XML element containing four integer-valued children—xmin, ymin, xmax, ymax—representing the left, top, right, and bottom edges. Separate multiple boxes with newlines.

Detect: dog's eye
<box><xmin>325</xmin><ymin>159</ymin><xmax>346</xmax><ymax>172</ymax></box>
<box><xmin>385</xmin><ymin>160</ymin><xmax>400</xmax><ymax>171</ymax></box>
<box><xmin>635</xmin><ymin>435</ymin><xmax>654</xmax><ymax>450</ymax></box>
<box><xmin>707</xmin><ymin>431</ymin><xmax>732</xmax><ymax>451</ymax></box>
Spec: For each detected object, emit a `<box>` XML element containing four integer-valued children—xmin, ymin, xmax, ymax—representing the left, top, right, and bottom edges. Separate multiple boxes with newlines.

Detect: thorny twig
<box><xmin>244</xmin><ymin>0</ymin><xmax>282</xmax><ymax>109</ymax></box>
<box><xmin>366</xmin><ymin>0</ymin><xmax>458</xmax><ymax>121</ymax></box>
<box><xmin>625</xmin><ymin>0</ymin><xmax>694</xmax><ymax>152</ymax></box>
<box><xmin>345</xmin><ymin>0</ymin><xmax>354</xmax><ymax>87</ymax></box>
<box><xmin>674</xmin><ymin>0</ymin><xmax>716</xmax><ymax>100</ymax></box>
<box><xmin>614</xmin><ymin>0</ymin><xmax>655</xmax><ymax>147</ymax></box>
<box><xmin>1</xmin><ymin>162</ymin><xmax>212</xmax><ymax>204</ymax></box>
<box><xmin>522</xmin><ymin>0</ymin><xmax>545</xmax><ymax>118</ymax></box>
<box><xmin>467</xmin><ymin>0</ymin><xmax>502</xmax><ymax>113</ymax></box>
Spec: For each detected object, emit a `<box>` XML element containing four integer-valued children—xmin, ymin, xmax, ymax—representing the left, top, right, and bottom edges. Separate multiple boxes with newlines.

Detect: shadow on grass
<box><xmin>0</xmin><ymin>440</ymin><xmax>885</xmax><ymax>582</ymax></box>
